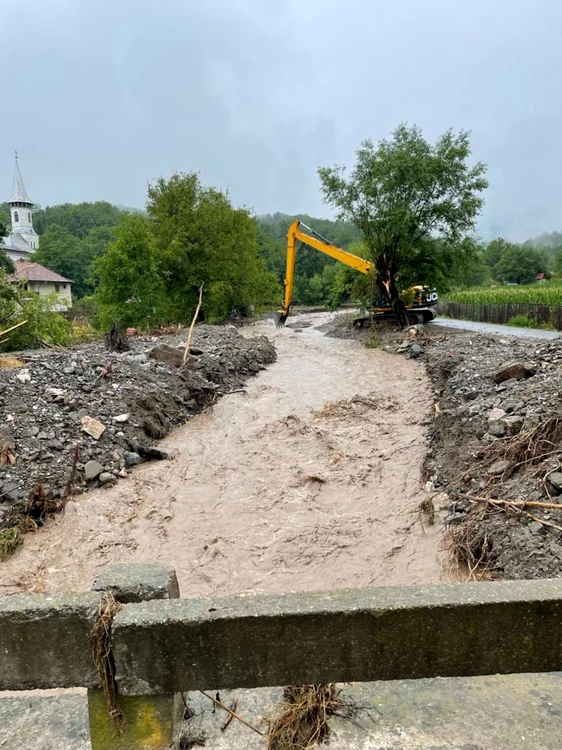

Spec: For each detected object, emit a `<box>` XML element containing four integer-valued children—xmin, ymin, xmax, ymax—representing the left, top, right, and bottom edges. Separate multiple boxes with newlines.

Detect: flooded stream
<box><xmin>0</xmin><ymin>312</ymin><xmax>443</xmax><ymax>596</ymax></box>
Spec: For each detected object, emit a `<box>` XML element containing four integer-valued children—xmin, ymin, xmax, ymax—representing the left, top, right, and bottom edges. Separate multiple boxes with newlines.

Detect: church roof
<box><xmin>10</xmin><ymin>154</ymin><xmax>32</xmax><ymax>204</ymax></box>
<box><xmin>1</xmin><ymin>233</ymin><xmax>33</xmax><ymax>251</ymax></box>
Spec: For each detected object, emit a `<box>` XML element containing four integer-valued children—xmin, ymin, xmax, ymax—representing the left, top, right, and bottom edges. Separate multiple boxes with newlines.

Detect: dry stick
<box><xmin>183</xmin><ymin>284</ymin><xmax>204</xmax><ymax>365</ymax></box>
<box><xmin>521</xmin><ymin>510</ymin><xmax>562</xmax><ymax>534</ymax></box>
<box><xmin>464</xmin><ymin>495</ymin><xmax>562</xmax><ymax>511</ymax></box>
<box><xmin>221</xmin><ymin>698</ymin><xmax>238</xmax><ymax>732</ymax></box>
<box><xmin>460</xmin><ymin>494</ymin><xmax>562</xmax><ymax>533</ymax></box>
<box><xmin>198</xmin><ymin>690</ymin><xmax>263</xmax><ymax>736</ymax></box>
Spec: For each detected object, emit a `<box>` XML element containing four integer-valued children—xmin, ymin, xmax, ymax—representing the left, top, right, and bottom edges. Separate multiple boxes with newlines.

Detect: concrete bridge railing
<box><xmin>2</xmin><ymin>564</ymin><xmax>562</xmax><ymax>748</ymax></box>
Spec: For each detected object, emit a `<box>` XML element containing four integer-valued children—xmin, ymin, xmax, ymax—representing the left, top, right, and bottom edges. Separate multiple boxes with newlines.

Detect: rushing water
<box><xmin>0</xmin><ymin>313</ymin><xmax>443</xmax><ymax>597</ymax></box>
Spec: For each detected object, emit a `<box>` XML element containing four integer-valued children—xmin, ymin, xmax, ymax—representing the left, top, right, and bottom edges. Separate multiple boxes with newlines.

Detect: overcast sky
<box><xmin>1</xmin><ymin>0</ymin><xmax>561</xmax><ymax>241</ymax></box>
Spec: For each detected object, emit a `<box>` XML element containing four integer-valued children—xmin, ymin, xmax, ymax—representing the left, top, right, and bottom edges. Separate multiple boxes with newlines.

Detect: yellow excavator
<box><xmin>275</xmin><ymin>220</ymin><xmax>438</xmax><ymax>328</ymax></box>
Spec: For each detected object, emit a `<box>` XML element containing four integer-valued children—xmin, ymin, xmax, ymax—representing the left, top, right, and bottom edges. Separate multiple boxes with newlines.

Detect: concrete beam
<box><xmin>113</xmin><ymin>579</ymin><xmax>562</xmax><ymax>694</ymax></box>
<box><xmin>0</xmin><ymin>592</ymin><xmax>100</xmax><ymax>690</ymax></box>
<box><xmin>92</xmin><ymin>563</ymin><xmax>180</xmax><ymax>603</ymax></box>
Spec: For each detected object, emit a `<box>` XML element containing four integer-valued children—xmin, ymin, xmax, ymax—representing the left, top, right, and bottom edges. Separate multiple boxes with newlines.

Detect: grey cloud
<box><xmin>1</xmin><ymin>0</ymin><xmax>561</xmax><ymax>241</ymax></box>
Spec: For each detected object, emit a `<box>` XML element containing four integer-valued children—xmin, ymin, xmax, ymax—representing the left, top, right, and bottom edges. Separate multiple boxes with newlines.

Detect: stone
<box><xmin>113</xmin><ymin>413</ymin><xmax>129</xmax><ymax>423</ymax></box>
<box><xmin>124</xmin><ymin>451</ymin><xmax>142</xmax><ymax>467</ymax></box>
<box><xmin>407</xmin><ymin>344</ymin><xmax>423</xmax><ymax>359</ymax></box>
<box><xmin>44</xmin><ymin>387</ymin><xmax>66</xmax><ymax>398</ymax></box>
<box><xmin>37</xmin><ymin>431</ymin><xmax>48</xmax><ymax>440</ymax></box>
<box><xmin>488</xmin><ymin>408</ymin><xmax>506</xmax><ymax>422</ymax></box>
<box><xmin>502</xmin><ymin>415</ymin><xmax>524</xmax><ymax>435</ymax></box>
<box><xmin>546</xmin><ymin>472</ymin><xmax>562</xmax><ymax>496</ymax></box>
<box><xmin>494</xmin><ymin>362</ymin><xmax>536</xmax><ymax>385</ymax></box>
<box><xmin>98</xmin><ymin>472</ymin><xmax>117</xmax><ymax>485</ymax></box>
<box><xmin>80</xmin><ymin>416</ymin><xmax>106</xmax><ymax>440</ymax></box>
<box><xmin>148</xmin><ymin>345</ymin><xmax>184</xmax><ymax>368</ymax></box>
<box><xmin>46</xmin><ymin>439</ymin><xmax>64</xmax><ymax>451</ymax></box>
<box><xmin>488</xmin><ymin>459</ymin><xmax>510</xmax><ymax>475</ymax></box>
<box><xmin>83</xmin><ymin>460</ymin><xmax>104</xmax><ymax>480</ymax></box>
<box><xmin>15</xmin><ymin>369</ymin><xmax>31</xmax><ymax>383</ymax></box>
<box><xmin>529</xmin><ymin>521</ymin><xmax>547</xmax><ymax>536</ymax></box>
<box><xmin>488</xmin><ymin>421</ymin><xmax>507</xmax><ymax>438</ymax></box>
<box><xmin>27</xmin><ymin>425</ymin><xmax>40</xmax><ymax>437</ymax></box>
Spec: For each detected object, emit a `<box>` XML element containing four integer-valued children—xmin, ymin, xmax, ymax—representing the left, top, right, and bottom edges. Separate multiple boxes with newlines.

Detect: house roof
<box><xmin>536</xmin><ymin>272</ymin><xmax>546</xmax><ymax>280</ymax></box>
<box><xmin>10</xmin><ymin>154</ymin><xmax>32</xmax><ymax>204</ymax></box>
<box><xmin>11</xmin><ymin>261</ymin><xmax>73</xmax><ymax>284</ymax></box>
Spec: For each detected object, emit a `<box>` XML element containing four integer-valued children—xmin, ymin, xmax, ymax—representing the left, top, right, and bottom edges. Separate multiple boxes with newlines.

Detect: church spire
<box><xmin>10</xmin><ymin>151</ymin><xmax>32</xmax><ymax>205</ymax></box>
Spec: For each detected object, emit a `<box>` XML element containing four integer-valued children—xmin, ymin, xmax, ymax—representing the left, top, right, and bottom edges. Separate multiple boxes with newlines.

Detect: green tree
<box><xmin>32</xmin><ymin>201</ymin><xmax>123</xmax><ymax>237</ymax></box>
<box><xmin>93</xmin><ymin>214</ymin><xmax>167</xmax><ymax>329</ymax></box>
<box><xmin>33</xmin><ymin>224</ymin><xmax>115</xmax><ymax>297</ymax></box>
<box><xmin>553</xmin><ymin>248</ymin><xmax>562</xmax><ymax>277</ymax></box>
<box><xmin>484</xmin><ymin>238</ymin><xmax>514</xmax><ymax>267</ymax></box>
<box><xmin>147</xmin><ymin>172</ymin><xmax>279</xmax><ymax>321</ymax></box>
<box><xmin>318</xmin><ymin>124</ymin><xmax>488</xmax><ymax>325</ymax></box>
<box><xmin>33</xmin><ymin>225</ymin><xmax>81</xmax><ymax>284</ymax></box>
<box><xmin>494</xmin><ymin>246</ymin><xmax>548</xmax><ymax>285</ymax></box>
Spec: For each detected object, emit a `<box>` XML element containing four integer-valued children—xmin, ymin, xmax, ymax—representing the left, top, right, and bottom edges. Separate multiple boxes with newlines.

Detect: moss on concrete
<box><xmin>88</xmin><ymin>689</ymin><xmax>177</xmax><ymax>749</ymax></box>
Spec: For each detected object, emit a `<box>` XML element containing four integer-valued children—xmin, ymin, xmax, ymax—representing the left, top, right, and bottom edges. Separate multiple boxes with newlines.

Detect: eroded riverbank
<box><xmin>0</xmin><ymin>312</ymin><xmax>443</xmax><ymax>596</ymax></box>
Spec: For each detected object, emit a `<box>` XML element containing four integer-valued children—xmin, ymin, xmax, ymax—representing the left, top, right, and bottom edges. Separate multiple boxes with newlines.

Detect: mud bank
<box><xmin>0</xmin><ymin>312</ymin><xmax>442</xmax><ymax>597</ymax></box>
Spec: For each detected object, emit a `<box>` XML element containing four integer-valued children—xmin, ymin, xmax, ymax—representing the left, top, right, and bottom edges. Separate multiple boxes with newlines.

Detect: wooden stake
<box><xmin>183</xmin><ymin>285</ymin><xmax>204</xmax><ymax>365</ymax></box>
<box><xmin>0</xmin><ymin>320</ymin><xmax>27</xmax><ymax>339</ymax></box>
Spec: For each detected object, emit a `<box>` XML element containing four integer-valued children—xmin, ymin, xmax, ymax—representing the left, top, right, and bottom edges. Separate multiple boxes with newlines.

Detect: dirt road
<box><xmin>0</xmin><ymin>313</ymin><xmax>443</xmax><ymax>596</ymax></box>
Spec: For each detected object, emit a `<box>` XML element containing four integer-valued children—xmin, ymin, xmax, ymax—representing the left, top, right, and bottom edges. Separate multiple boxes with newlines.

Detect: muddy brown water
<box><xmin>0</xmin><ymin>312</ymin><xmax>443</xmax><ymax>597</ymax></box>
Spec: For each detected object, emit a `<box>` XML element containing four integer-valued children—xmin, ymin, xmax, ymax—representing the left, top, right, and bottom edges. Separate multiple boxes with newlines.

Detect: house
<box><xmin>535</xmin><ymin>272</ymin><xmax>546</xmax><ymax>282</ymax></box>
<box><xmin>10</xmin><ymin>261</ymin><xmax>73</xmax><ymax>310</ymax></box>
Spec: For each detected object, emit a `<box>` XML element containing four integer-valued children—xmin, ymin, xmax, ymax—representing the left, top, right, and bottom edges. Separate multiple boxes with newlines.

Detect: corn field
<box><xmin>444</xmin><ymin>283</ymin><xmax>562</xmax><ymax>306</ymax></box>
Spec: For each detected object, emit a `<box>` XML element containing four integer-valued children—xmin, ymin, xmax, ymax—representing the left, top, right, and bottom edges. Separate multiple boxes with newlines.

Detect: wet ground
<box><xmin>0</xmin><ymin>311</ymin><xmax>443</xmax><ymax>597</ymax></box>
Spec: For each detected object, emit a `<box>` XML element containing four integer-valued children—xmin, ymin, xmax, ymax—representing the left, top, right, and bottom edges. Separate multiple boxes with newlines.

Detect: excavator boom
<box><xmin>275</xmin><ymin>220</ymin><xmax>374</xmax><ymax>326</ymax></box>
<box><xmin>275</xmin><ymin>220</ymin><xmax>438</xmax><ymax>327</ymax></box>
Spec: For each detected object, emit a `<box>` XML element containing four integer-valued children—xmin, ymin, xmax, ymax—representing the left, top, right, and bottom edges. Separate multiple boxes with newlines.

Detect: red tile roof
<box><xmin>11</xmin><ymin>261</ymin><xmax>73</xmax><ymax>284</ymax></box>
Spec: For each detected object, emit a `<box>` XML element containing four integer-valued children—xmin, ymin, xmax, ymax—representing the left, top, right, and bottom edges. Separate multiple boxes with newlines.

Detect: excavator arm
<box><xmin>275</xmin><ymin>220</ymin><xmax>374</xmax><ymax>327</ymax></box>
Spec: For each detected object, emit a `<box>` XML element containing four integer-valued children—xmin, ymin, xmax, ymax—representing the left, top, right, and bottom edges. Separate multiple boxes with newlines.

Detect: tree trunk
<box><xmin>376</xmin><ymin>262</ymin><xmax>409</xmax><ymax>329</ymax></box>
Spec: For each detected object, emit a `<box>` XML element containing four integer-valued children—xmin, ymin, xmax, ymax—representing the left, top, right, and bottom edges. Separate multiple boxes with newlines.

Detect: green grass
<box><xmin>444</xmin><ymin>282</ymin><xmax>562</xmax><ymax>306</ymax></box>
<box><xmin>506</xmin><ymin>315</ymin><xmax>555</xmax><ymax>330</ymax></box>
<box><xmin>0</xmin><ymin>527</ymin><xmax>22</xmax><ymax>561</ymax></box>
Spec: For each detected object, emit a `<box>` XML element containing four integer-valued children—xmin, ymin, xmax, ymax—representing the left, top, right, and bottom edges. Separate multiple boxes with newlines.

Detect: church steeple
<box><xmin>8</xmin><ymin>152</ymin><xmax>38</xmax><ymax>251</ymax></box>
<box><xmin>10</xmin><ymin>151</ymin><xmax>32</xmax><ymax>205</ymax></box>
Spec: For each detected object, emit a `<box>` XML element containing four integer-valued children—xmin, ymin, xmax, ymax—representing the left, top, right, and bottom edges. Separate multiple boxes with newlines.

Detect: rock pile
<box><xmin>0</xmin><ymin>325</ymin><xmax>275</xmax><ymax>532</ymax></box>
<box><xmin>422</xmin><ymin>331</ymin><xmax>562</xmax><ymax>579</ymax></box>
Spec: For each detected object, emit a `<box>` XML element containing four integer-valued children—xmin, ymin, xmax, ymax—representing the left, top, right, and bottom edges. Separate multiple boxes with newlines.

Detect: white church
<box><xmin>2</xmin><ymin>153</ymin><xmax>40</xmax><ymax>261</ymax></box>
<box><xmin>2</xmin><ymin>154</ymin><xmax>73</xmax><ymax>307</ymax></box>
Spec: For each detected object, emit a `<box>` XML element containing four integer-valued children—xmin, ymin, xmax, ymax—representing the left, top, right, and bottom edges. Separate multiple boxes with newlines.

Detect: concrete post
<box><xmin>88</xmin><ymin>564</ymin><xmax>183</xmax><ymax>750</ymax></box>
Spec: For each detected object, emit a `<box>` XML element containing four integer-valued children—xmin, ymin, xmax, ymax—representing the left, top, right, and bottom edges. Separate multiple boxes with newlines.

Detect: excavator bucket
<box><xmin>274</xmin><ymin>311</ymin><xmax>288</xmax><ymax>328</ymax></box>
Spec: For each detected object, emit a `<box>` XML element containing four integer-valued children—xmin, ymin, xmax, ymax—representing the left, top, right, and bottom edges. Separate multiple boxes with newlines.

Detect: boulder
<box><xmin>488</xmin><ymin>421</ymin><xmax>507</xmax><ymax>438</ymax></box>
<box><xmin>494</xmin><ymin>362</ymin><xmax>536</xmax><ymax>385</ymax></box>
<box><xmin>148</xmin><ymin>345</ymin><xmax>184</xmax><ymax>368</ymax></box>
<box><xmin>546</xmin><ymin>471</ymin><xmax>562</xmax><ymax>496</ymax></box>
<box><xmin>99</xmin><ymin>472</ymin><xmax>117</xmax><ymax>485</ymax></box>
<box><xmin>84</xmin><ymin>460</ymin><xmax>104</xmax><ymax>480</ymax></box>
<box><xmin>407</xmin><ymin>344</ymin><xmax>424</xmax><ymax>359</ymax></box>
